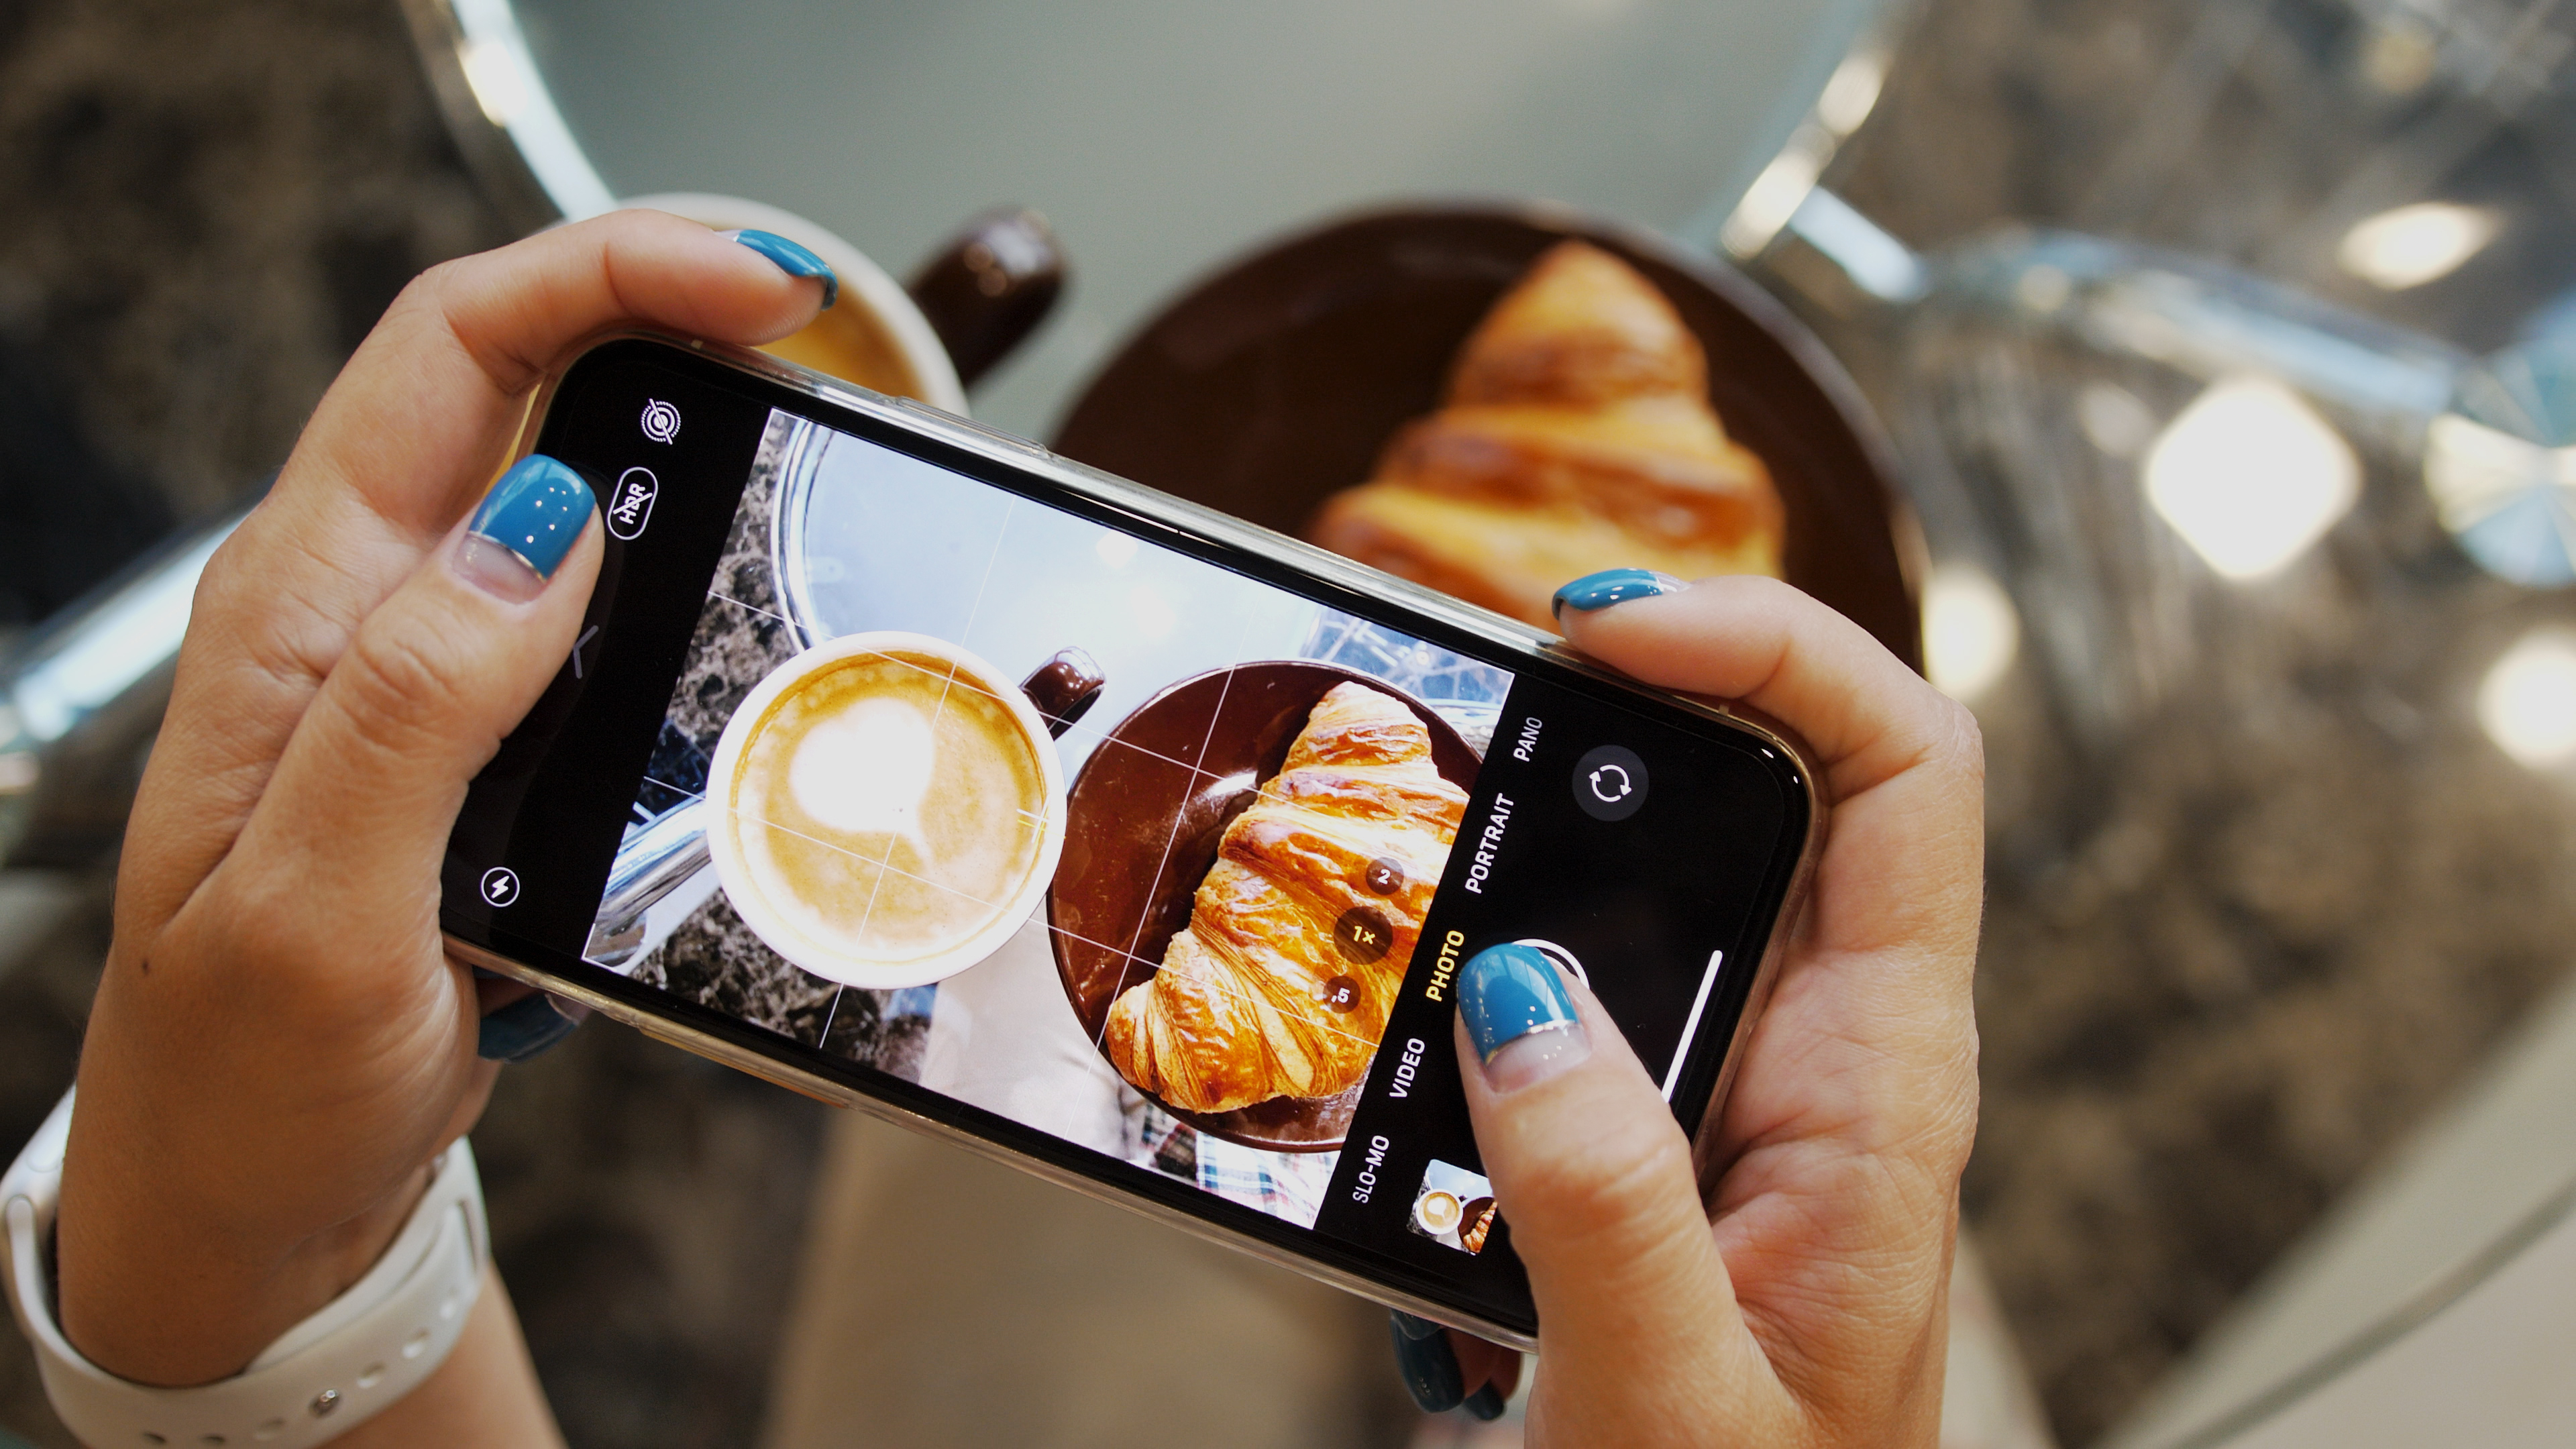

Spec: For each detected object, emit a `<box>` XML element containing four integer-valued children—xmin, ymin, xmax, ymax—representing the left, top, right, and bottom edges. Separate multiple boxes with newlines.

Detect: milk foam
<box><xmin>786</xmin><ymin>695</ymin><xmax>936</xmax><ymax>855</ymax></box>
<box><xmin>729</xmin><ymin>648</ymin><xmax>1050</xmax><ymax>968</ymax></box>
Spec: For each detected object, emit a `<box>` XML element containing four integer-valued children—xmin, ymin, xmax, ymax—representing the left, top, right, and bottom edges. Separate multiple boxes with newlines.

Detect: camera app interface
<box><xmin>445</xmin><ymin>349</ymin><xmax>1800</xmax><ymax>1299</ymax></box>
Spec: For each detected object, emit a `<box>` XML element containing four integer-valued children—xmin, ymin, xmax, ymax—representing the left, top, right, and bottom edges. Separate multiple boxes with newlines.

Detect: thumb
<box><xmin>227</xmin><ymin>454</ymin><xmax>600</xmax><ymax>974</ymax></box>
<box><xmin>1455</xmin><ymin>944</ymin><xmax>1780</xmax><ymax>1440</ymax></box>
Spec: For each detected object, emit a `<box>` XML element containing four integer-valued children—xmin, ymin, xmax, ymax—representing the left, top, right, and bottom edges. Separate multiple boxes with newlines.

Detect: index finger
<box><xmin>1560</xmin><ymin>574</ymin><xmax>1976</xmax><ymax>804</ymax></box>
<box><xmin>117</xmin><ymin>211</ymin><xmax>828</xmax><ymax>943</ymax></box>
<box><xmin>282</xmin><ymin>207</ymin><xmax>826</xmax><ymax>552</ymax></box>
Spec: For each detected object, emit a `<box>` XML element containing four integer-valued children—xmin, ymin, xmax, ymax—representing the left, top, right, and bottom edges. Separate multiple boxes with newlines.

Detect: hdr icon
<box><xmin>606</xmin><ymin>467</ymin><xmax>657</xmax><ymax>541</ymax></box>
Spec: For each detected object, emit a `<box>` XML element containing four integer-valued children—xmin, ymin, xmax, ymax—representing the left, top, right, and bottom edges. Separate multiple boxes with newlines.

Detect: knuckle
<box><xmin>155</xmin><ymin>869</ymin><xmax>321</xmax><ymax>1017</ymax></box>
<box><xmin>327</xmin><ymin>618</ymin><xmax>477</xmax><ymax>763</ymax></box>
<box><xmin>176</xmin><ymin>865</ymin><xmax>437</xmax><ymax>1032</ymax></box>
<box><xmin>185</xmin><ymin>523</ymin><xmax>276</xmax><ymax>633</ymax></box>
<box><xmin>193</xmin><ymin>531</ymin><xmax>248</xmax><ymax>604</ymax></box>
<box><xmin>1939</xmin><ymin>694</ymin><xmax>1987</xmax><ymax>782</ymax></box>
<box><xmin>394</xmin><ymin>256</ymin><xmax>468</xmax><ymax>319</ymax></box>
<box><xmin>201</xmin><ymin>867</ymin><xmax>316</xmax><ymax>973</ymax></box>
<box><xmin>350</xmin><ymin>263</ymin><xmax>452</xmax><ymax>358</ymax></box>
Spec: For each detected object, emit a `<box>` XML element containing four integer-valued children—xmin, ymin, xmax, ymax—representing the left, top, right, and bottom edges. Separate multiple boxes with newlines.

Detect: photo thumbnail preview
<box><xmin>1409</xmin><ymin>1159</ymin><xmax>1499</xmax><ymax>1254</ymax></box>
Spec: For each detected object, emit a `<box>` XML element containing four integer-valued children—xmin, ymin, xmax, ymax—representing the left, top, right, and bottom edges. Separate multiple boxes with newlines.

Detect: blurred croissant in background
<box><xmin>1307</xmin><ymin>240</ymin><xmax>1784</xmax><ymax>629</ymax></box>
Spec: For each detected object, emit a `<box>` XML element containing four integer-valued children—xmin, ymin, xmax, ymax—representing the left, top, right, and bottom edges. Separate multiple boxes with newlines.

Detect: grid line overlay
<box><xmin>820</xmin><ymin>490</ymin><xmax>1022</xmax><ymax>1030</ymax></box>
<box><xmin>1092</xmin><ymin>609</ymin><xmax>1262</xmax><ymax>1053</ymax></box>
<box><xmin>706</xmin><ymin>583</ymin><xmax>1243</xmax><ymax>786</ymax></box>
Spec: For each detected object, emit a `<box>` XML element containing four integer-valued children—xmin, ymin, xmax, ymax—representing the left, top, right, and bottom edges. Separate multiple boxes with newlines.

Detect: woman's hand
<box><xmin>54</xmin><ymin>211</ymin><xmax>833</xmax><ymax>1410</ymax></box>
<box><xmin>1401</xmin><ymin>572</ymin><xmax>1984</xmax><ymax>1445</ymax></box>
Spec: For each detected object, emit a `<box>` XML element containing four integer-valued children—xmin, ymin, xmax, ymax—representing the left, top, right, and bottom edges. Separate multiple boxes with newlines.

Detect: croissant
<box><xmin>1106</xmin><ymin>682</ymin><xmax>1468</xmax><ymax>1114</ymax></box>
<box><xmin>1307</xmin><ymin>240</ymin><xmax>1784</xmax><ymax>629</ymax></box>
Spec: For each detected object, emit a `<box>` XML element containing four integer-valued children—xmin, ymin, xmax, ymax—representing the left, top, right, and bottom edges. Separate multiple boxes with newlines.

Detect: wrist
<box><xmin>11</xmin><ymin>1092</ymin><xmax>499</xmax><ymax>1448</ymax></box>
<box><xmin>56</xmin><ymin>1120</ymin><xmax>433</xmax><ymax>1387</ymax></box>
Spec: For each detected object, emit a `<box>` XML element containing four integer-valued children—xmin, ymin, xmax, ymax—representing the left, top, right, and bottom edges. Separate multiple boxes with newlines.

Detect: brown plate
<box><xmin>1049</xmin><ymin>661</ymin><xmax>1479</xmax><ymax>1152</ymax></box>
<box><xmin>1053</xmin><ymin>202</ymin><xmax>1921</xmax><ymax>670</ymax></box>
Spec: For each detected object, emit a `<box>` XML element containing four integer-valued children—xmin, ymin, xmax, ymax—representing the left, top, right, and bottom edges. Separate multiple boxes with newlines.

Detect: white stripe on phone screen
<box><xmin>1660</xmin><ymin>951</ymin><xmax>1726</xmax><ymax>1102</ymax></box>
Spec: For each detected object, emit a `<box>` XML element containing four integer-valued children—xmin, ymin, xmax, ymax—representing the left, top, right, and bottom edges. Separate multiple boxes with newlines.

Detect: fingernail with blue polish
<box><xmin>478</xmin><ymin>993</ymin><xmax>582</xmax><ymax>1063</ymax></box>
<box><xmin>1550</xmin><ymin>568</ymin><xmax>1687</xmax><ymax>620</ymax></box>
<box><xmin>720</xmin><ymin>228</ymin><xmax>839</xmax><ymax>309</ymax></box>
<box><xmin>1458</xmin><ymin>943</ymin><xmax>1589</xmax><ymax>1091</ymax></box>
<box><xmin>464</xmin><ymin>453</ymin><xmax>595</xmax><ymax>592</ymax></box>
<box><xmin>1463</xmin><ymin>1383</ymin><xmax>1508</xmax><ymax>1421</ymax></box>
<box><xmin>1389</xmin><ymin>1312</ymin><xmax>1466</xmax><ymax>1413</ymax></box>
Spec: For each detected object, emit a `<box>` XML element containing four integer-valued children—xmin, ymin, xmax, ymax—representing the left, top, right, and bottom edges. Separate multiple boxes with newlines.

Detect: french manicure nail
<box><xmin>1550</xmin><ymin>568</ymin><xmax>1688</xmax><ymax>620</ymax></box>
<box><xmin>477</xmin><ymin>992</ymin><xmax>583</xmax><ymax>1063</ymax></box>
<box><xmin>1458</xmin><ymin>943</ymin><xmax>1591</xmax><ymax>1091</ymax></box>
<box><xmin>1463</xmin><ymin>1383</ymin><xmax>1507</xmax><ymax>1421</ymax></box>
<box><xmin>462</xmin><ymin>454</ymin><xmax>594</xmax><ymax>599</ymax></box>
<box><xmin>1389</xmin><ymin>1312</ymin><xmax>1467</xmax><ymax>1413</ymax></box>
<box><xmin>720</xmin><ymin>228</ymin><xmax>840</xmax><ymax>309</ymax></box>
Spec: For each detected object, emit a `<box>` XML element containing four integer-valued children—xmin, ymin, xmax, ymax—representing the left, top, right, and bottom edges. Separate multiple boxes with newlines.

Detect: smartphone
<box><xmin>440</xmin><ymin>333</ymin><xmax>1821</xmax><ymax>1346</ymax></box>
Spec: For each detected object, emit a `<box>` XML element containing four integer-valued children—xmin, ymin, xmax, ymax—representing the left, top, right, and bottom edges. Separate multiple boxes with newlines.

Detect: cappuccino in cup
<box><xmin>757</xmin><ymin>305</ymin><xmax>926</xmax><ymax>402</ymax></box>
<box><xmin>708</xmin><ymin>633</ymin><xmax>1066</xmax><ymax>988</ymax></box>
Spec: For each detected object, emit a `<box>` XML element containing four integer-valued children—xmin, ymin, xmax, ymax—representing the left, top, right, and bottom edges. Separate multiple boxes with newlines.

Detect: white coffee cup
<box><xmin>706</xmin><ymin>631</ymin><xmax>1067</xmax><ymax>989</ymax></box>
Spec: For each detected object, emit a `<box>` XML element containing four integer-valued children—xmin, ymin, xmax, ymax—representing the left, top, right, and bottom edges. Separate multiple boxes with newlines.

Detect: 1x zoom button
<box><xmin>1333</xmin><ymin>906</ymin><xmax>1394</xmax><ymax>965</ymax></box>
<box><xmin>1572</xmin><ymin>745</ymin><xmax>1648</xmax><ymax>822</ymax></box>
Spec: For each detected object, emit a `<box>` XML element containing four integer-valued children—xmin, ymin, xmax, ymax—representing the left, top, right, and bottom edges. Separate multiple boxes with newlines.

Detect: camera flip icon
<box><xmin>1572</xmin><ymin>744</ymin><xmax>1649</xmax><ymax>822</ymax></box>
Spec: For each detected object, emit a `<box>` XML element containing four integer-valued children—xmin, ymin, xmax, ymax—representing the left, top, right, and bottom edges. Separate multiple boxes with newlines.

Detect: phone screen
<box><xmin>443</xmin><ymin>339</ymin><xmax>1810</xmax><ymax>1332</ymax></box>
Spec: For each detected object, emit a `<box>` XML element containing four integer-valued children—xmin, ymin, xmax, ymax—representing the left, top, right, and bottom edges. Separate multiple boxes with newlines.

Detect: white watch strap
<box><xmin>2</xmin><ymin>1088</ymin><xmax>490</xmax><ymax>1448</ymax></box>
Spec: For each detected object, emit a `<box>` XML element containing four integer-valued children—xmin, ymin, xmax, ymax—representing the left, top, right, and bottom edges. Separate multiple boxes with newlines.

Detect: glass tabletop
<box><xmin>460</xmin><ymin>0</ymin><xmax>1888</xmax><ymax>437</ymax></box>
<box><xmin>1785</xmin><ymin>1</ymin><xmax>2576</xmax><ymax>1444</ymax></box>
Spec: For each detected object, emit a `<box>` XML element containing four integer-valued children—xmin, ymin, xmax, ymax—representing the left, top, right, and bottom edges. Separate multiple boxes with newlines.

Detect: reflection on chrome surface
<box><xmin>2427</xmin><ymin>341</ymin><xmax>2576</xmax><ymax>588</ymax></box>
<box><xmin>1923</xmin><ymin>559</ymin><xmax>2021</xmax><ymax>703</ymax></box>
<box><xmin>0</xmin><ymin>516</ymin><xmax>241</xmax><ymax>865</ymax></box>
<box><xmin>2475</xmin><ymin>627</ymin><xmax>2576</xmax><ymax>771</ymax></box>
<box><xmin>2337</xmin><ymin>202</ymin><xmax>2501</xmax><ymax>292</ymax></box>
<box><xmin>2141</xmin><ymin>377</ymin><xmax>2359</xmax><ymax>582</ymax></box>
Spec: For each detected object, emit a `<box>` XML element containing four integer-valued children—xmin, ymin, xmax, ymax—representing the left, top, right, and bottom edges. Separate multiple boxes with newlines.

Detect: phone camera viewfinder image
<box><xmin>570</xmin><ymin>404</ymin><xmax>1517</xmax><ymax>1237</ymax></box>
